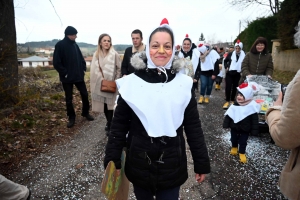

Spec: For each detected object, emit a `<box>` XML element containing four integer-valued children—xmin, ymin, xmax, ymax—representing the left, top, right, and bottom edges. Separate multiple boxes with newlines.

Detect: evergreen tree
<box><xmin>277</xmin><ymin>0</ymin><xmax>300</xmax><ymax>50</ymax></box>
<box><xmin>199</xmin><ymin>33</ymin><xmax>205</xmax><ymax>41</ymax></box>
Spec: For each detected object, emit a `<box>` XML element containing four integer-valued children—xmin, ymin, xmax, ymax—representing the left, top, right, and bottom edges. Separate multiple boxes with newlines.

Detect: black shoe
<box><xmin>67</xmin><ymin>119</ymin><xmax>75</xmax><ymax>128</ymax></box>
<box><xmin>83</xmin><ymin>114</ymin><xmax>94</xmax><ymax>121</ymax></box>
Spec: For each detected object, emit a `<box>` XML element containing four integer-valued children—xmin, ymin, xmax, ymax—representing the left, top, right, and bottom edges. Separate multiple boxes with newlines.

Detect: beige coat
<box><xmin>266</xmin><ymin>70</ymin><xmax>300</xmax><ymax>200</ymax></box>
<box><xmin>90</xmin><ymin>48</ymin><xmax>121</xmax><ymax>112</ymax></box>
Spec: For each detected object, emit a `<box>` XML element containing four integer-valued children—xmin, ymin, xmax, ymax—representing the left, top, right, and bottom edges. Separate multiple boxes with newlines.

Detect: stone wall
<box><xmin>272</xmin><ymin>39</ymin><xmax>300</xmax><ymax>72</ymax></box>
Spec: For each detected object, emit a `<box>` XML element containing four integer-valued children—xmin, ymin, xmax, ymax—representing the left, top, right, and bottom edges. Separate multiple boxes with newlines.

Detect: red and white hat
<box><xmin>237</xmin><ymin>82</ymin><xmax>259</xmax><ymax>101</ymax></box>
<box><xmin>197</xmin><ymin>43</ymin><xmax>207</xmax><ymax>54</ymax></box>
<box><xmin>145</xmin><ymin>18</ymin><xmax>176</xmax><ymax>69</ymax></box>
<box><xmin>235</xmin><ymin>39</ymin><xmax>243</xmax><ymax>49</ymax></box>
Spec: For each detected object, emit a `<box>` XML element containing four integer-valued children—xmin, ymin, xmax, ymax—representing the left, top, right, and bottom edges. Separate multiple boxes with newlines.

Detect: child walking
<box><xmin>223</xmin><ymin>82</ymin><xmax>260</xmax><ymax>163</ymax></box>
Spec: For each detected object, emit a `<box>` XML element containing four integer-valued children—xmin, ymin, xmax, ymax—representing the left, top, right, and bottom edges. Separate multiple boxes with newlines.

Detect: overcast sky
<box><xmin>14</xmin><ymin>0</ymin><xmax>272</xmax><ymax>46</ymax></box>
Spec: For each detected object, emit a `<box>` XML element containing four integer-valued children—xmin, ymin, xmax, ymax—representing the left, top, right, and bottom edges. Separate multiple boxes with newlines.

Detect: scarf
<box><xmin>132</xmin><ymin>43</ymin><xmax>145</xmax><ymax>53</ymax></box>
<box><xmin>200</xmin><ymin>49</ymin><xmax>220</xmax><ymax>71</ymax></box>
<box><xmin>200</xmin><ymin>49</ymin><xmax>210</xmax><ymax>63</ymax></box>
<box><xmin>180</xmin><ymin>43</ymin><xmax>196</xmax><ymax>57</ymax></box>
<box><xmin>229</xmin><ymin>50</ymin><xmax>245</xmax><ymax>72</ymax></box>
<box><xmin>90</xmin><ymin>48</ymin><xmax>117</xmax><ymax>105</ymax></box>
<box><xmin>178</xmin><ymin>47</ymin><xmax>200</xmax><ymax>74</ymax></box>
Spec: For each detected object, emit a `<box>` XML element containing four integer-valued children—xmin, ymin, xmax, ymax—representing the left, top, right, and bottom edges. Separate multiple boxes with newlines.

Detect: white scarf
<box><xmin>229</xmin><ymin>50</ymin><xmax>245</xmax><ymax>72</ymax></box>
<box><xmin>178</xmin><ymin>48</ymin><xmax>200</xmax><ymax>74</ymax></box>
<box><xmin>224</xmin><ymin>100</ymin><xmax>260</xmax><ymax>123</ymax></box>
<box><xmin>145</xmin><ymin>23</ymin><xmax>176</xmax><ymax>71</ymax></box>
<box><xmin>116</xmin><ymin>73</ymin><xmax>192</xmax><ymax>137</ymax></box>
<box><xmin>200</xmin><ymin>49</ymin><xmax>220</xmax><ymax>71</ymax></box>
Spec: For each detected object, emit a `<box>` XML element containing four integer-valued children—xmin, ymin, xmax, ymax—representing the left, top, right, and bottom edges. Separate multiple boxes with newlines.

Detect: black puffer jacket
<box><xmin>223</xmin><ymin>102</ymin><xmax>259</xmax><ymax>135</ymax></box>
<box><xmin>104</xmin><ymin>68</ymin><xmax>210</xmax><ymax>193</ymax></box>
<box><xmin>53</xmin><ymin>36</ymin><xmax>86</xmax><ymax>83</ymax></box>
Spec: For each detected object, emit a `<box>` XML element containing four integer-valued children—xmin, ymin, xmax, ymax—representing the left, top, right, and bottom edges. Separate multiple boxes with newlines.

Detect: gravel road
<box><xmin>7</xmin><ymin>85</ymin><xmax>289</xmax><ymax>199</ymax></box>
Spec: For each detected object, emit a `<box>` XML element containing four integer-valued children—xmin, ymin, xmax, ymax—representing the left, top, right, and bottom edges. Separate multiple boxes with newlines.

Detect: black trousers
<box><xmin>104</xmin><ymin>103</ymin><xmax>114</xmax><ymax>128</ymax></box>
<box><xmin>215</xmin><ymin>76</ymin><xmax>223</xmax><ymax>84</ymax></box>
<box><xmin>62</xmin><ymin>81</ymin><xmax>90</xmax><ymax>119</ymax></box>
<box><xmin>230</xmin><ymin>128</ymin><xmax>249</xmax><ymax>154</ymax></box>
<box><xmin>133</xmin><ymin>184</ymin><xmax>180</xmax><ymax>200</ymax></box>
<box><xmin>225</xmin><ymin>72</ymin><xmax>241</xmax><ymax>101</ymax></box>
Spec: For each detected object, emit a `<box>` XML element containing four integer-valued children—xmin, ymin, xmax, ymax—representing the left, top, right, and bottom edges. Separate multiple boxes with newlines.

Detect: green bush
<box><xmin>236</xmin><ymin>16</ymin><xmax>278</xmax><ymax>52</ymax></box>
<box><xmin>277</xmin><ymin>0</ymin><xmax>300</xmax><ymax>50</ymax></box>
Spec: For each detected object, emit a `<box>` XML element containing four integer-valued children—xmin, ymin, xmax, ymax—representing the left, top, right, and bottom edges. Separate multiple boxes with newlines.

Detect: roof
<box><xmin>19</xmin><ymin>56</ymin><xmax>49</xmax><ymax>62</ymax></box>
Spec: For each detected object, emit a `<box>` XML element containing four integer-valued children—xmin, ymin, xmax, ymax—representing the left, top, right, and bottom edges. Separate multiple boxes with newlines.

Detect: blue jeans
<box><xmin>133</xmin><ymin>184</ymin><xmax>180</xmax><ymax>200</ymax></box>
<box><xmin>200</xmin><ymin>75</ymin><xmax>214</xmax><ymax>96</ymax></box>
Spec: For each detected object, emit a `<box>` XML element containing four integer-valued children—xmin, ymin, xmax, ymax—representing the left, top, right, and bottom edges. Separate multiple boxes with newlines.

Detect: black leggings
<box><xmin>225</xmin><ymin>72</ymin><xmax>241</xmax><ymax>101</ymax></box>
<box><xmin>104</xmin><ymin>103</ymin><xmax>114</xmax><ymax>127</ymax></box>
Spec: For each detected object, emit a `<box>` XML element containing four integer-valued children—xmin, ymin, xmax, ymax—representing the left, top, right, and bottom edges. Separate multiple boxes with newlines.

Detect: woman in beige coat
<box><xmin>90</xmin><ymin>33</ymin><xmax>121</xmax><ymax>135</ymax></box>
<box><xmin>266</xmin><ymin>22</ymin><xmax>300</xmax><ymax>199</ymax></box>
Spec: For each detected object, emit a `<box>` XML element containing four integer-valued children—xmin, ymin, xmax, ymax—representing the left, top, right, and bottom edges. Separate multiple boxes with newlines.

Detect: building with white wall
<box><xmin>19</xmin><ymin>56</ymin><xmax>50</xmax><ymax>67</ymax></box>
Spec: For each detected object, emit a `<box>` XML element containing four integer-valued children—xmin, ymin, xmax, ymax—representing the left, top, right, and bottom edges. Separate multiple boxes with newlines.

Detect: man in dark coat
<box><xmin>53</xmin><ymin>26</ymin><xmax>94</xmax><ymax>128</ymax></box>
<box><xmin>121</xmin><ymin>29</ymin><xmax>145</xmax><ymax>76</ymax></box>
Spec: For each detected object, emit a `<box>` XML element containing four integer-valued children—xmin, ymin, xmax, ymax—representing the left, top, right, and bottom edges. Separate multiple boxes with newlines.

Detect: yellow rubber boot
<box><xmin>239</xmin><ymin>153</ymin><xmax>247</xmax><ymax>163</ymax></box>
<box><xmin>215</xmin><ymin>84</ymin><xmax>219</xmax><ymax>90</ymax></box>
<box><xmin>204</xmin><ymin>97</ymin><xmax>209</xmax><ymax>103</ymax></box>
<box><xmin>230</xmin><ymin>147</ymin><xmax>238</xmax><ymax>155</ymax></box>
<box><xmin>198</xmin><ymin>95</ymin><xmax>204</xmax><ymax>104</ymax></box>
<box><xmin>223</xmin><ymin>101</ymin><xmax>229</xmax><ymax>109</ymax></box>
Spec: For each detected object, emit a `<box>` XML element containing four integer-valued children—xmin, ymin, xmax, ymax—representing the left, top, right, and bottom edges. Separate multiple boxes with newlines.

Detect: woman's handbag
<box><xmin>98</xmin><ymin>59</ymin><xmax>116</xmax><ymax>93</ymax></box>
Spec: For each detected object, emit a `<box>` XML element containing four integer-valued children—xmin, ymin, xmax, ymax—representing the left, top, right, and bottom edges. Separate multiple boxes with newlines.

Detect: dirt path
<box><xmin>7</xmin><ymin>85</ymin><xmax>289</xmax><ymax>199</ymax></box>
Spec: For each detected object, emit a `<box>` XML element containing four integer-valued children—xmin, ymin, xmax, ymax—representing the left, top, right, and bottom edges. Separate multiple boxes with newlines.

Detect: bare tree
<box><xmin>206</xmin><ymin>33</ymin><xmax>217</xmax><ymax>45</ymax></box>
<box><xmin>0</xmin><ymin>0</ymin><xmax>19</xmax><ymax>108</ymax></box>
<box><xmin>227</xmin><ymin>0</ymin><xmax>282</xmax><ymax>15</ymax></box>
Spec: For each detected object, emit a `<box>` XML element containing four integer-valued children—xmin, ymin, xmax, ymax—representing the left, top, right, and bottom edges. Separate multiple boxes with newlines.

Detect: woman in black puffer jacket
<box><xmin>104</xmin><ymin>18</ymin><xmax>210</xmax><ymax>199</ymax></box>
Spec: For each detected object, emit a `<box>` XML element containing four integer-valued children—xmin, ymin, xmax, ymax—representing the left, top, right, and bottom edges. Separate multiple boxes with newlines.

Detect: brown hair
<box><xmin>250</xmin><ymin>37</ymin><xmax>268</xmax><ymax>54</ymax></box>
<box><xmin>96</xmin><ymin>33</ymin><xmax>112</xmax><ymax>57</ymax></box>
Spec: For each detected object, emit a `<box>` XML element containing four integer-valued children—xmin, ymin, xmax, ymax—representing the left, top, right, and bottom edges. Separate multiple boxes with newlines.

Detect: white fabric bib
<box><xmin>224</xmin><ymin>100</ymin><xmax>260</xmax><ymax>123</ymax></box>
<box><xmin>229</xmin><ymin>50</ymin><xmax>245</xmax><ymax>72</ymax></box>
<box><xmin>201</xmin><ymin>50</ymin><xmax>220</xmax><ymax>71</ymax></box>
<box><xmin>116</xmin><ymin>73</ymin><xmax>192</xmax><ymax>137</ymax></box>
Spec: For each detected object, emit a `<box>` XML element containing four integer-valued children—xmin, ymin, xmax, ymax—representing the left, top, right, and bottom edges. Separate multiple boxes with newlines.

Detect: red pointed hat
<box><xmin>160</xmin><ymin>18</ymin><xmax>169</xmax><ymax>25</ymax></box>
<box><xmin>158</xmin><ymin>18</ymin><xmax>172</xmax><ymax>32</ymax></box>
<box><xmin>235</xmin><ymin>39</ymin><xmax>243</xmax><ymax>49</ymax></box>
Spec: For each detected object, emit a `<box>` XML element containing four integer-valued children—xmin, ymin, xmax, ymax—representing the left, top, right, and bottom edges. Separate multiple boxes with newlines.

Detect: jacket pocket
<box><xmin>127</xmin><ymin>136</ymin><xmax>151</xmax><ymax>169</ymax></box>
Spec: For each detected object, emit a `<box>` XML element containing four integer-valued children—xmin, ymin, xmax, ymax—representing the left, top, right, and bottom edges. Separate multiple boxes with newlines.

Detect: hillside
<box><xmin>17</xmin><ymin>39</ymin><xmax>131</xmax><ymax>51</ymax></box>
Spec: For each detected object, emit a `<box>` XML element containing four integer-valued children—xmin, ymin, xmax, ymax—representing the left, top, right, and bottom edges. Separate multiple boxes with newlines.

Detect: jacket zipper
<box><xmin>256</xmin><ymin>53</ymin><xmax>261</xmax><ymax>74</ymax></box>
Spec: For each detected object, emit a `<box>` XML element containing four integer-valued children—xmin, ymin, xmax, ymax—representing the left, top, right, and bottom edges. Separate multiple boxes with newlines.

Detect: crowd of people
<box><xmin>2</xmin><ymin>19</ymin><xmax>299</xmax><ymax>200</ymax></box>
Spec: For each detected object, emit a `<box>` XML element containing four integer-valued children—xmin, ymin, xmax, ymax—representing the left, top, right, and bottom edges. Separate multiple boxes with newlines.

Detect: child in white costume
<box><xmin>223</xmin><ymin>82</ymin><xmax>260</xmax><ymax>163</ymax></box>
